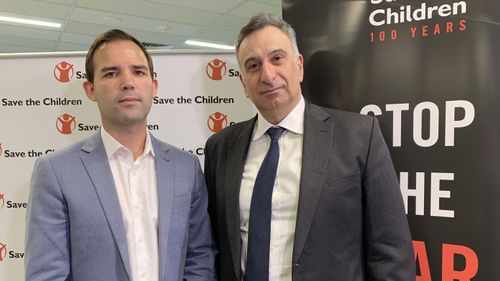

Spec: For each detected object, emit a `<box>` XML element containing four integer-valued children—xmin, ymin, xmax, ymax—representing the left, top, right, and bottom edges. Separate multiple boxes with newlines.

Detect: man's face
<box><xmin>237</xmin><ymin>26</ymin><xmax>303</xmax><ymax>122</ymax></box>
<box><xmin>83</xmin><ymin>40</ymin><xmax>157</xmax><ymax>130</ymax></box>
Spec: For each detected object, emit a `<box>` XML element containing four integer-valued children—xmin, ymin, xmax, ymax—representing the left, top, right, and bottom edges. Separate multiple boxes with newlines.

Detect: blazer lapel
<box><xmin>224</xmin><ymin>117</ymin><xmax>256</xmax><ymax>279</ymax></box>
<box><xmin>293</xmin><ymin>103</ymin><xmax>334</xmax><ymax>261</ymax></box>
<box><xmin>151</xmin><ymin>136</ymin><xmax>174</xmax><ymax>281</ymax></box>
<box><xmin>80</xmin><ymin>132</ymin><xmax>132</xmax><ymax>279</ymax></box>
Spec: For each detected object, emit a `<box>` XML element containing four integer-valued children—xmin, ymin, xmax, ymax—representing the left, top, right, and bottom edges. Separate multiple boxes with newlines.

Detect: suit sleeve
<box><xmin>183</xmin><ymin>156</ymin><xmax>217</xmax><ymax>280</ymax></box>
<box><xmin>362</xmin><ymin>117</ymin><xmax>415</xmax><ymax>280</ymax></box>
<box><xmin>25</xmin><ymin>156</ymin><xmax>70</xmax><ymax>281</ymax></box>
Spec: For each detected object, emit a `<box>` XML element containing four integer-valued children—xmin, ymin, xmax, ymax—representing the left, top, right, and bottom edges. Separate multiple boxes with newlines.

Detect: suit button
<box><xmin>293</xmin><ymin>262</ymin><xmax>300</xmax><ymax>267</ymax></box>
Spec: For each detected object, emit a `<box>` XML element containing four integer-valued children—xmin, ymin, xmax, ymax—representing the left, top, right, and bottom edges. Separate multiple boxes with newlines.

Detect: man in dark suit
<box><xmin>204</xmin><ymin>13</ymin><xmax>414</xmax><ymax>281</ymax></box>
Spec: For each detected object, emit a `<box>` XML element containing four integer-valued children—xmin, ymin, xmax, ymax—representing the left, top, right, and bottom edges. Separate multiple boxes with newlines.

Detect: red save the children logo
<box><xmin>54</xmin><ymin>61</ymin><xmax>75</xmax><ymax>83</ymax></box>
<box><xmin>206</xmin><ymin>59</ymin><xmax>227</xmax><ymax>81</ymax></box>
<box><xmin>207</xmin><ymin>112</ymin><xmax>228</xmax><ymax>133</ymax></box>
<box><xmin>56</xmin><ymin>114</ymin><xmax>76</xmax><ymax>135</ymax></box>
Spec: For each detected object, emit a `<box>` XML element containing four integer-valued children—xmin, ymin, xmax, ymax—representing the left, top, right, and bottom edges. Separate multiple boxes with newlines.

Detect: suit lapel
<box><xmin>224</xmin><ymin>117</ymin><xmax>256</xmax><ymax>279</ymax></box>
<box><xmin>293</xmin><ymin>104</ymin><xmax>335</xmax><ymax>261</ymax></box>
<box><xmin>80</xmin><ymin>132</ymin><xmax>132</xmax><ymax>279</ymax></box>
<box><xmin>152</xmin><ymin>136</ymin><xmax>174</xmax><ymax>281</ymax></box>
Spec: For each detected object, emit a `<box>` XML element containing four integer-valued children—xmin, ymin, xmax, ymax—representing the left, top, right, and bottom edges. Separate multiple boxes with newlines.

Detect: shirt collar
<box><xmin>101</xmin><ymin>128</ymin><xmax>155</xmax><ymax>160</ymax></box>
<box><xmin>253</xmin><ymin>95</ymin><xmax>305</xmax><ymax>140</ymax></box>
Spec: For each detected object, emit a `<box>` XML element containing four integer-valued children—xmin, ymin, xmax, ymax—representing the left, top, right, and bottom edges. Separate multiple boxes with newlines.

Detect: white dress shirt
<box><xmin>101</xmin><ymin>129</ymin><xmax>159</xmax><ymax>281</ymax></box>
<box><xmin>240</xmin><ymin>96</ymin><xmax>305</xmax><ymax>281</ymax></box>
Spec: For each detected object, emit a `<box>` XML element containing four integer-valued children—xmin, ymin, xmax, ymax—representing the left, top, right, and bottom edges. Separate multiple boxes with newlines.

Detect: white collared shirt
<box><xmin>240</xmin><ymin>96</ymin><xmax>305</xmax><ymax>281</ymax></box>
<box><xmin>101</xmin><ymin>129</ymin><xmax>159</xmax><ymax>281</ymax></box>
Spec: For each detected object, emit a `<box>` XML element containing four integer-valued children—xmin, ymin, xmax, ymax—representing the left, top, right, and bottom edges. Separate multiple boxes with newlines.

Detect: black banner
<box><xmin>284</xmin><ymin>0</ymin><xmax>500</xmax><ymax>279</ymax></box>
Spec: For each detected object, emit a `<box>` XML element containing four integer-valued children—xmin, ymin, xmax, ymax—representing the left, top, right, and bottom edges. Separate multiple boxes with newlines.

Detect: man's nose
<box><xmin>260</xmin><ymin>62</ymin><xmax>276</xmax><ymax>84</ymax></box>
<box><xmin>120</xmin><ymin>72</ymin><xmax>135</xmax><ymax>91</ymax></box>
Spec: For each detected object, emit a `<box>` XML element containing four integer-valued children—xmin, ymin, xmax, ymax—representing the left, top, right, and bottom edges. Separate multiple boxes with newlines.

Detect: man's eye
<box><xmin>246</xmin><ymin>63</ymin><xmax>260</xmax><ymax>71</ymax></box>
<box><xmin>104</xmin><ymin>72</ymin><xmax>117</xmax><ymax>78</ymax></box>
<box><xmin>135</xmin><ymin>70</ymin><xmax>146</xmax><ymax>76</ymax></box>
<box><xmin>273</xmin><ymin>56</ymin><xmax>284</xmax><ymax>63</ymax></box>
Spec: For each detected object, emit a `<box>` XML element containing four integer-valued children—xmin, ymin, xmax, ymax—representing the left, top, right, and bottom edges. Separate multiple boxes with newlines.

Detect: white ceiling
<box><xmin>0</xmin><ymin>0</ymin><xmax>282</xmax><ymax>53</ymax></box>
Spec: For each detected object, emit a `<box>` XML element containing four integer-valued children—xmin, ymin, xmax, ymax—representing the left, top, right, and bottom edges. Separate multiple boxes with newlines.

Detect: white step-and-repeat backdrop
<box><xmin>0</xmin><ymin>51</ymin><xmax>255</xmax><ymax>280</ymax></box>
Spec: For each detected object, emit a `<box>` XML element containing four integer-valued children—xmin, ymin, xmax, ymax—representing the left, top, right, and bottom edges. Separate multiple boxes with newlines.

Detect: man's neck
<box><xmin>102</xmin><ymin>123</ymin><xmax>148</xmax><ymax>160</ymax></box>
<box><xmin>260</xmin><ymin>96</ymin><xmax>303</xmax><ymax>125</ymax></box>
<box><xmin>261</xmin><ymin>110</ymin><xmax>288</xmax><ymax>125</ymax></box>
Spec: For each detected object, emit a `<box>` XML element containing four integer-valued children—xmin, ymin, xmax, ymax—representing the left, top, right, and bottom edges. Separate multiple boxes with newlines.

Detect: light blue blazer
<box><xmin>25</xmin><ymin>132</ymin><xmax>215</xmax><ymax>281</ymax></box>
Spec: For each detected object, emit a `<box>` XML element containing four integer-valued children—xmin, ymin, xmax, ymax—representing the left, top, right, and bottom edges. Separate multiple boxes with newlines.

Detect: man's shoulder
<box><xmin>306</xmin><ymin>104</ymin><xmax>376</xmax><ymax>128</ymax></box>
<box><xmin>150</xmin><ymin>134</ymin><xmax>199</xmax><ymax>162</ymax></box>
<box><xmin>309</xmin><ymin>103</ymin><xmax>374</xmax><ymax>125</ymax></box>
<box><xmin>43</xmin><ymin>135</ymin><xmax>93</xmax><ymax>162</ymax></box>
<box><xmin>32</xmin><ymin>134</ymin><xmax>98</xmax><ymax>176</ymax></box>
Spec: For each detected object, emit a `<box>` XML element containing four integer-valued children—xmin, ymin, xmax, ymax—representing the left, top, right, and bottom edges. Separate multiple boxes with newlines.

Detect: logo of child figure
<box><xmin>56</xmin><ymin>113</ymin><xmax>76</xmax><ymax>135</ymax></box>
<box><xmin>207</xmin><ymin>112</ymin><xmax>228</xmax><ymax>133</ymax></box>
<box><xmin>54</xmin><ymin>61</ymin><xmax>75</xmax><ymax>83</ymax></box>
<box><xmin>206</xmin><ymin>59</ymin><xmax>227</xmax><ymax>81</ymax></box>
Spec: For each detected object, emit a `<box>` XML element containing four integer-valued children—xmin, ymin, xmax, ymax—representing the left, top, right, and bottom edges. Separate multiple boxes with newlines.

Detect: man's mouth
<box><xmin>261</xmin><ymin>86</ymin><xmax>283</xmax><ymax>95</ymax></box>
<box><xmin>119</xmin><ymin>96</ymin><xmax>141</xmax><ymax>105</ymax></box>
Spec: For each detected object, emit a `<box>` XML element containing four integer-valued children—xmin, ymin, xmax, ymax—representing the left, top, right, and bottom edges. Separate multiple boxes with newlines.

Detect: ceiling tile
<box><xmin>70</xmin><ymin>7</ymin><xmax>203</xmax><ymax>36</ymax></box>
<box><xmin>76</xmin><ymin>0</ymin><xmax>221</xmax><ymax>25</ymax></box>
<box><xmin>0</xmin><ymin>44</ymin><xmax>51</xmax><ymax>53</ymax></box>
<box><xmin>191</xmin><ymin>28</ymin><xmax>238</xmax><ymax>46</ymax></box>
<box><xmin>208</xmin><ymin>14</ymin><xmax>249</xmax><ymax>31</ymax></box>
<box><xmin>56</xmin><ymin>41</ymin><xmax>91</xmax><ymax>52</ymax></box>
<box><xmin>230</xmin><ymin>1</ymin><xmax>282</xmax><ymax>18</ymax></box>
<box><xmin>63</xmin><ymin>21</ymin><xmax>113</xmax><ymax>36</ymax></box>
<box><xmin>0</xmin><ymin>24</ymin><xmax>60</xmax><ymax>40</ymax></box>
<box><xmin>59</xmin><ymin>32</ymin><xmax>96</xmax><ymax>45</ymax></box>
<box><xmin>64</xmin><ymin>20</ymin><xmax>189</xmax><ymax>49</ymax></box>
<box><xmin>0</xmin><ymin>34</ymin><xmax>56</xmax><ymax>50</ymax></box>
<box><xmin>144</xmin><ymin>0</ymin><xmax>244</xmax><ymax>14</ymax></box>
<box><xmin>0</xmin><ymin>0</ymin><xmax>71</xmax><ymax>19</ymax></box>
<box><xmin>35</xmin><ymin>0</ymin><xmax>75</xmax><ymax>6</ymax></box>
<box><xmin>35</xmin><ymin>0</ymin><xmax>74</xmax><ymax>4</ymax></box>
<box><xmin>254</xmin><ymin>0</ymin><xmax>281</xmax><ymax>6</ymax></box>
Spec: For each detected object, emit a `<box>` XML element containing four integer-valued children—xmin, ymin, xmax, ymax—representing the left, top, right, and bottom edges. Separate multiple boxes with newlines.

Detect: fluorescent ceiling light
<box><xmin>0</xmin><ymin>15</ymin><xmax>61</xmax><ymax>28</ymax></box>
<box><xmin>185</xmin><ymin>40</ymin><xmax>234</xmax><ymax>50</ymax></box>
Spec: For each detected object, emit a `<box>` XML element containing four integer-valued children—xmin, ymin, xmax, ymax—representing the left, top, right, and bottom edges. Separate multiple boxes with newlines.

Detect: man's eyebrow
<box><xmin>99</xmin><ymin>65</ymin><xmax>148</xmax><ymax>73</ymax></box>
<box><xmin>131</xmin><ymin>64</ymin><xmax>148</xmax><ymax>70</ymax></box>
<box><xmin>243</xmin><ymin>48</ymin><xmax>287</xmax><ymax>64</ymax></box>
<box><xmin>269</xmin><ymin>48</ymin><xmax>286</xmax><ymax>57</ymax></box>
<box><xmin>99</xmin><ymin>66</ymin><xmax>119</xmax><ymax>73</ymax></box>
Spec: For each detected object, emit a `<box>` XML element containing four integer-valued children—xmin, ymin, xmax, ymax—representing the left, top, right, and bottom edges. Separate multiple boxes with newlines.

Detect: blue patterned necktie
<box><xmin>246</xmin><ymin>126</ymin><xmax>285</xmax><ymax>281</ymax></box>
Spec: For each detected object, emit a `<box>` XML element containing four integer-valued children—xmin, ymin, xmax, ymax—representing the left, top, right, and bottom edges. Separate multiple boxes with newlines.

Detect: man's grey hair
<box><xmin>235</xmin><ymin>13</ymin><xmax>299</xmax><ymax>56</ymax></box>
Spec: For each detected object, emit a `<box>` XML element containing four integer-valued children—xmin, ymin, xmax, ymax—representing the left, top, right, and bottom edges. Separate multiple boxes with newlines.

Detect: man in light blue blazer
<box><xmin>25</xmin><ymin>29</ymin><xmax>215</xmax><ymax>281</ymax></box>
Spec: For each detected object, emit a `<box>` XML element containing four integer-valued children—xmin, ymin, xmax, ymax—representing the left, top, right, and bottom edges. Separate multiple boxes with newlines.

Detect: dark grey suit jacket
<box><xmin>204</xmin><ymin>102</ymin><xmax>415</xmax><ymax>281</ymax></box>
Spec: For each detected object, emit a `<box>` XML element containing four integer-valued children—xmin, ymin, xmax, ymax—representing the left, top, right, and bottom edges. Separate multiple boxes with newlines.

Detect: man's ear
<box><xmin>297</xmin><ymin>54</ymin><xmax>304</xmax><ymax>82</ymax></box>
<box><xmin>83</xmin><ymin>81</ymin><xmax>97</xmax><ymax>101</ymax></box>
<box><xmin>152</xmin><ymin>79</ymin><xmax>158</xmax><ymax>97</ymax></box>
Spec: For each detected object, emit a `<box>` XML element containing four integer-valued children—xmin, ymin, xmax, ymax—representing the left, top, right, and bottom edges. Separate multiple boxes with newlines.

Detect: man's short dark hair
<box><xmin>235</xmin><ymin>13</ymin><xmax>299</xmax><ymax>57</ymax></box>
<box><xmin>85</xmin><ymin>29</ymin><xmax>154</xmax><ymax>83</ymax></box>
